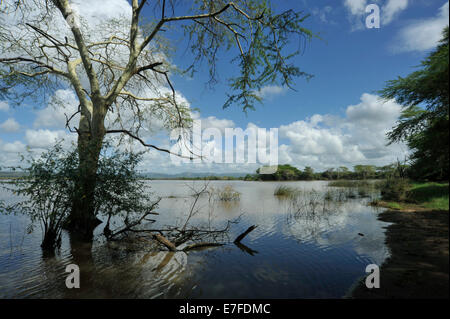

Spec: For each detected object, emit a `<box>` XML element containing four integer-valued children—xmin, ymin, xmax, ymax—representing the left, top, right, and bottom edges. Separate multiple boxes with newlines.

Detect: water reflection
<box><xmin>0</xmin><ymin>180</ymin><xmax>389</xmax><ymax>298</ymax></box>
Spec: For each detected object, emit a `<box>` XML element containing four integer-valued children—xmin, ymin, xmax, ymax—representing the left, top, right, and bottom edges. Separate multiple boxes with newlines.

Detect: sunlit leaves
<box><xmin>382</xmin><ymin>26</ymin><xmax>449</xmax><ymax>181</ymax></box>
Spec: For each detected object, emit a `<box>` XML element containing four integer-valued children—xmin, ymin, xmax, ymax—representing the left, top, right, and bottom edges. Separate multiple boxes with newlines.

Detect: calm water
<box><xmin>0</xmin><ymin>180</ymin><xmax>389</xmax><ymax>298</ymax></box>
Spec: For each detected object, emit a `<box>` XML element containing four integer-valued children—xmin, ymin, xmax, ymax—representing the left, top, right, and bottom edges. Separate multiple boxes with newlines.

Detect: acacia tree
<box><xmin>381</xmin><ymin>27</ymin><xmax>449</xmax><ymax>180</ymax></box>
<box><xmin>0</xmin><ymin>0</ymin><xmax>313</xmax><ymax>239</ymax></box>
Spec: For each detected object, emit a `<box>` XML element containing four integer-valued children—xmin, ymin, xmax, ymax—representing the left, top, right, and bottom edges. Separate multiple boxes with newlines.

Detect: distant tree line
<box><xmin>243</xmin><ymin>164</ymin><xmax>401</xmax><ymax>181</ymax></box>
<box><xmin>145</xmin><ymin>175</ymin><xmax>243</xmax><ymax>181</ymax></box>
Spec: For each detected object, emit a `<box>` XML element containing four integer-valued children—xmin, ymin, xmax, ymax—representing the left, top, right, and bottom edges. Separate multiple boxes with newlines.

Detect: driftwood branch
<box><xmin>153</xmin><ymin>234</ymin><xmax>224</xmax><ymax>252</ymax></box>
<box><xmin>105</xmin><ymin>199</ymin><xmax>161</xmax><ymax>239</ymax></box>
<box><xmin>234</xmin><ymin>225</ymin><xmax>258</xmax><ymax>243</ymax></box>
<box><xmin>153</xmin><ymin>233</ymin><xmax>177</xmax><ymax>251</ymax></box>
<box><xmin>183</xmin><ymin>242</ymin><xmax>225</xmax><ymax>251</ymax></box>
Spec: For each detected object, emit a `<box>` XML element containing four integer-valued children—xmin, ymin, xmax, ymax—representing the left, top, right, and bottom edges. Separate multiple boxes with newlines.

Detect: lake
<box><xmin>0</xmin><ymin>180</ymin><xmax>389</xmax><ymax>298</ymax></box>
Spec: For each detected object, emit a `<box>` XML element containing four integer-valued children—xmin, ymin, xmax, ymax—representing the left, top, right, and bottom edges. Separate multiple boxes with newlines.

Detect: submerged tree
<box><xmin>0</xmin><ymin>0</ymin><xmax>314</xmax><ymax>239</ymax></box>
<box><xmin>381</xmin><ymin>26</ymin><xmax>449</xmax><ymax>181</ymax></box>
<box><xmin>1</xmin><ymin>142</ymin><xmax>159</xmax><ymax>249</ymax></box>
<box><xmin>2</xmin><ymin>145</ymin><xmax>77</xmax><ymax>249</ymax></box>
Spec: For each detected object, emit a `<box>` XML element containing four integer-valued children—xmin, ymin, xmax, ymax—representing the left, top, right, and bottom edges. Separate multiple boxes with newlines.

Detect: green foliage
<box><xmin>406</xmin><ymin>116</ymin><xmax>449</xmax><ymax>180</ymax></box>
<box><xmin>379</xmin><ymin>178</ymin><xmax>410</xmax><ymax>202</ymax></box>
<box><xmin>381</xmin><ymin>27</ymin><xmax>449</xmax><ymax>181</ymax></box>
<box><xmin>408</xmin><ymin>182</ymin><xmax>449</xmax><ymax>210</ymax></box>
<box><xmin>353</xmin><ymin>165</ymin><xmax>376</xmax><ymax>179</ymax></box>
<box><xmin>302</xmin><ymin>166</ymin><xmax>314</xmax><ymax>180</ymax></box>
<box><xmin>257</xmin><ymin>164</ymin><xmax>302</xmax><ymax>180</ymax></box>
<box><xmin>243</xmin><ymin>174</ymin><xmax>259</xmax><ymax>181</ymax></box>
<box><xmin>422</xmin><ymin>197</ymin><xmax>449</xmax><ymax>211</ymax></box>
<box><xmin>376</xmin><ymin>181</ymin><xmax>449</xmax><ymax>211</ymax></box>
<box><xmin>1</xmin><ymin>144</ymin><xmax>77</xmax><ymax>249</ymax></box>
<box><xmin>182</xmin><ymin>0</ymin><xmax>315</xmax><ymax>112</ymax></box>
<box><xmin>1</xmin><ymin>142</ymin><xmax>158</xmax><ymax>249</ymax></box>
<box><xmin>371</xmin><ymin>200</ymin><xmax>402</xmax><ymax>210</ymax></box>
<box><xmin>254</xmin><ymin>163</ymin><xmax>398</xmax><ymax>181</ymax></box>
<box><xmin>94</xmin><ymin>148</ymin><xmax>154</xmax><ymax>220</ymax></box>
<box><xmin>382</xmin><ymin>27</ymin><xmax>449</xmax><ymax>126</ymax></box>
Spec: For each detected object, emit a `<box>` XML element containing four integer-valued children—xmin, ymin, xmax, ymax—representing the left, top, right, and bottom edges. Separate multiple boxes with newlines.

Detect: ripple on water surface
<box><xmin>0</xmin><ymin>181</ymin><xmax>389</xmax><ymax>298</ymax></box>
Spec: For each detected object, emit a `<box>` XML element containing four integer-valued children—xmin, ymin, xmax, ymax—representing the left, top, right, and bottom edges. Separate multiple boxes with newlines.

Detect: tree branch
<box><xmin>52</xmin><ymin>0</ymin><xmax>102</xmax><ymax>101</ymax></box>
<box><xmin>105</xmin><ymin>128</ymin><xmax>196</xmax><ymax>159</ymax></box>
<box><xmin>0</xmin><ymin>57</ymin><xmax>69</xmax><ymax>78</ymax></box>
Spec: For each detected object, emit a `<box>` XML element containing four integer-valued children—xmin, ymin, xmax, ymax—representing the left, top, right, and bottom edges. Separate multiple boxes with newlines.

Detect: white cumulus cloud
<box><xmin>0</xmin><ymin>139</ymin><xmax>26</xmax><ymax>168</ymax></box>
<box><xmin>34</xmin><ymin>89</ymin><xmax>80</xmax><ymax>129</ymax></box>
<box><xmin>25</xmin><ymin>129</ymin><xmax>76</xmax><ymax>149</ymax></box>
<box><xmin>0</xmin><ymin>118</ymin><xmax>20</xmax><ymax>132</ymax></box>
<box><xmin>191</xmin><ymin>113</ymin><xmax>235</xmax><ymax>133</ymax></box>
<box><xmin>256</xmin><ymin>85</ymin><xmax>287</xmax><ymax>99</ymax></box>
<box><xmin>278</xmin><ymin>93</ymin><xmax>406</xmax><ymax>170</ymax></box>
<box><xmin>392</xmin><ymin>1</ymin><xmax>449</xmax><ymax>53</ymax></box>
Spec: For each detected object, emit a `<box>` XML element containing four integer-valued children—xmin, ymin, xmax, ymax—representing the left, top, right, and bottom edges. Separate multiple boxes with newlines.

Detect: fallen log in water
<box><xmin>153</xmin><ymin>234</ymin><xmax>177</xmax><ymax>251</ymax></box>
<box><xmin>152</xmin><ymin>224</ymin><xmax>258</xmax><ymax>253</ymax></box>
<box><xmin>234</xmin><ymin>225</ymin><xmax>258</xmax><ymax>243</ymax></box>
<box><xmin>153</xmin><ymin>233</ymin><xmax>224</xmax><ymax>252</ymax></box>
<box><xmin>183</xmin><ymin>242</ymin><xmax>225</xmax><ymax>251</ymax></box>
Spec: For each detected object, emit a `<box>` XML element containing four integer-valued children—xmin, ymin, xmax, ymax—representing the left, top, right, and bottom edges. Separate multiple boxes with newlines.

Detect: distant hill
<box><xmin>0</xmin><ymin>171</ymin><xmax>26</xmax><ymax>178</ymax></box>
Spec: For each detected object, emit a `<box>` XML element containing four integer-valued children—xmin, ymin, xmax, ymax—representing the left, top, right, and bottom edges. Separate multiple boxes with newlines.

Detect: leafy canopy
<box><xmin>380</xmin><ymin>27</ymin><xmax>449</xmax><ymax>181</ymax></box>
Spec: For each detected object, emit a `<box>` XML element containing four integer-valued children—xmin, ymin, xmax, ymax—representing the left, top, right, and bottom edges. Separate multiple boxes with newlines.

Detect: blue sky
<box><xmin>171</xmin><ymin>0</ymin><xmax>445</xmax><ymax>126</ymax></box>
<box><xmin>0</xmin><ymin>0</ymin><xmax>449</xmax><ymax>174</ymax></box>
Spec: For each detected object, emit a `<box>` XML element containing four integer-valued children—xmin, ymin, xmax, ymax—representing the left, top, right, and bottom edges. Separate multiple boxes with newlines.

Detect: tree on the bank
<box><xmin>381</xmin><ymin>26</ymin><xmax>449</xmax><ymax>181</ymax></box>
<box><xmin>353</xmin><ymin>165</ymin><xmax>376</xmax><ymax>180</ymax></box>
<box><xmin>0</xmin><ymin>0</ymin><xmax>313</xmax><ymax>239</ymax></box>
<box><xmin>301</xmin><ymin>166</ymin><xmax>314</xmax><ymax>180</ymax></box>
<box><xmin>336</xmin><ymin>166</ymin><xmax>349</xmax><ymax>179</ymax></box>
<box><xmin>256</xmin><ymin>164</ymin><xmax>302</xmax><ymax>180</ymax></box>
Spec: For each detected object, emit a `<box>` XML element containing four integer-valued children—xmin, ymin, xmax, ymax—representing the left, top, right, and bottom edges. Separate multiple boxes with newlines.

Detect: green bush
<box><xmin>1</xmin><ymin>142</ymin><xmax>158</xmax><ymax>250</ymax></box>
<box><xmin>380</xmin><ymin>178</ymin><xmax>410</xmax><ymax>201</ymax></box>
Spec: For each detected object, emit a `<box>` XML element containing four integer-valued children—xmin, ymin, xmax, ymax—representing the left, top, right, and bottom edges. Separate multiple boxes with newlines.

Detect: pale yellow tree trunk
<box><xmin>66</xmin><ymin>102</ymin><xmax>107</xmax><ymax>240</ymax></box>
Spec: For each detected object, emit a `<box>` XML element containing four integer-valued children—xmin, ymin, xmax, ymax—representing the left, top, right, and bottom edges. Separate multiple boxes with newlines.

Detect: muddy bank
<box><xmin>352</xmin><ymin>209</ymin><xmax>449</xmax><ymax>298</ymax></box>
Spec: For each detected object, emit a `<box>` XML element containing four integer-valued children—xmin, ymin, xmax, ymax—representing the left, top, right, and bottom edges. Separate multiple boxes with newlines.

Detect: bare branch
<box><xmin>52</xmin><ymin>0</ymin><xmax>102</xmax><ymax>100</ymax></box>
<box><xmin>0</xmin><ymin>57</ymin><xmax>69</xmax><ymax>78</ymax></box>
<box><xmin>105</xmin><ymin>128</ymin><xmax>196</xmax><ymax>159</ymax></box>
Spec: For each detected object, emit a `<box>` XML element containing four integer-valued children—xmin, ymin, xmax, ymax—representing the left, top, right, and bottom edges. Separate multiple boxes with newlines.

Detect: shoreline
<box><xmin>351</xmin><ymin>208</ymin><xmax>449</xmax><ymax>298</ymax></box>
<box><xmin>369</xmin><ymin>200</ymin><xmax>438</xmax><ymax>212</ymax></box>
